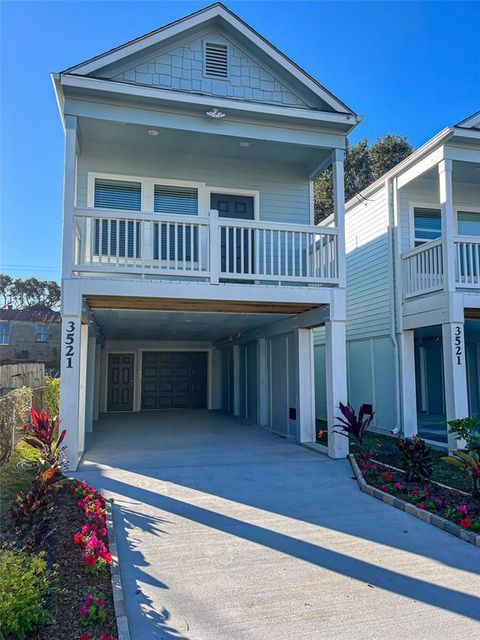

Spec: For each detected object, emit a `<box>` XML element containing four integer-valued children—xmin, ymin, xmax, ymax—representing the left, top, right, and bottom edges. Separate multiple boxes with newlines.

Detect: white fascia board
<box><xmin>451</xmin><ymin>127</ymin><xmax>480</xmax><ymax>142</ymax></box>
<box><xmin>456</xmin><ymin>111</ymin><xmax>480</xmax><ymax>129</ymax></box>
<box><xmin>60</xmin><ymin>74</ymin><xmax>359</xmax><ymax>132</ymax></box>
<box><xmin>51</xmin><ymin>73</ymin><xmax>66</xmax><ymax>131</ymax></box>
<box><xmin>345</xmin><ymin>127</ymin><xmax>453</xmax><ymax>211</ymax></box>
<box><xmin>60</xmin><ymin>4</ymin><xmax>356</xmax><ymax>116</ymax></box>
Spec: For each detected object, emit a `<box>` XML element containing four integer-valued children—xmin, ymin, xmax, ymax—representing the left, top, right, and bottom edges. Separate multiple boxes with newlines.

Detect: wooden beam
<box><xmin>85</xmin><ymin>295</ymin><xmax>316</xmax><ymax>315</ymax></box>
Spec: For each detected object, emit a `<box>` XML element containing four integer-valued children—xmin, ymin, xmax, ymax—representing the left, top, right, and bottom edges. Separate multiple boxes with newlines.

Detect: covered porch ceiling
<box><xmin>78</xmin><ymin>116</ymin><xmax>333</xmax><ymax>177</ymax></box>
<box><xmin>91</xmin><ymin>308</ymin><xmax>294</xmax><ymax>342</ymax></box>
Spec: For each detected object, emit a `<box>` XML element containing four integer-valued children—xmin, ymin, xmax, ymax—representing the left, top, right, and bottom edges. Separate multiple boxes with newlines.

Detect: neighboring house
<box><xmin>52</xmin><ymin>3</ymin><xmax>361</xmax><ymax>469</ymax></box>
<box><xmin>316</xmin><ymin>112</ymin><xmax>480</xmax><ymax>450</ymax></box>
<box><xmin>0</xmin><ymin>305</ymin><xmax>61</xmax><ymax>369</ymax></box>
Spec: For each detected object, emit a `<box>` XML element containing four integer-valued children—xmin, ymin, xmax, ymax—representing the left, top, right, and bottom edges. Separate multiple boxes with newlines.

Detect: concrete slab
<box><xmin>78</xmin><ymin>410</ymin><xmax>480</xmax><ymax>640</ymax></box>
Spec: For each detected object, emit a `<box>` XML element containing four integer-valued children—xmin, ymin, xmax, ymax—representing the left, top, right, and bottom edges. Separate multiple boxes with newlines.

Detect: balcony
<box><xmin>72</xmin><ymin>208</ymin><xmax>339</xmax><ymax>287</ymax></box>
<box><xmin>402</xmin><ymin>236</ymin><xmax>480</xmax><ymax>297</ymax></box>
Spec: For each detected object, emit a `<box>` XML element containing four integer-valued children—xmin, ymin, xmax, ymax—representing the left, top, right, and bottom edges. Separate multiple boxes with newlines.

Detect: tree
<box><xmin>314</xmin><ymin>134</ymin><xmax>413</xmax><ymax>223</ymax></box>
<box><xmin>0</xmin><ymin>276</ymin><xmax>60</xmax><ymax>310</ymax></box>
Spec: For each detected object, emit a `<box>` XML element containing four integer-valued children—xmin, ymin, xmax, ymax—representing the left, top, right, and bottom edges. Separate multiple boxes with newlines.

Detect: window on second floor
<box><xmin>35</xmin><ymin>324</ymin><xmax>49</xmax><ymax>342</ymax></box>
<box><xmin>0</xmin><ymin>322</ymin><xmax>10</xmax><ymax>345</ymax></box>
<box><xmin>457</xmin><ymin>210</ymin><xmax>480</xmax><ymax>236</ymax></box>
<box><xmin>413</xmin><ymin>207</ymin><xmax>441</xmax><ymax>247</ymax></box>
<box><xmin>94</xmin><ymin>178</ymin><xmax>142</xmax><ymax>211</ymax></box>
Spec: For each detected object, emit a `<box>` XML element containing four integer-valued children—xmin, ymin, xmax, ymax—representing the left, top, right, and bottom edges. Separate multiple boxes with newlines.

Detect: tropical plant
<box><xmin>397</xmin><ymin>435</ymin><xmax>433</xmax><ymax>482</ymax></box>
<box><xmin>334</xmin><ymin>402</ymin><xmax>375</xmax><ymax>451</ymax></box>
<box><xmin>22</xmin><ymin>408</ymin><xmax>66</xmax><ymax>469</ymax></box>
<box><xmin>441</xmin><ymin>450</ymin><xmax>480</xmax><ymax>496</ymax></box>
<box><xmin>0</xmin><ymin>546</ymin><xmax>55</xmax><ymax>640</ymax></box>
<box><xmin>8</xmin><ymin>467</ymin><xmax>65</xmax><ymax>528</ymax></box>
<box><xmin>80</xmin><ymin>588</ymin><xmax>108</xmax><ymax>628</ymax></box>
<box><xmin>447</xmin><ymin>417</ymin><xmax>480</xmax><ymax>451</ymax></box>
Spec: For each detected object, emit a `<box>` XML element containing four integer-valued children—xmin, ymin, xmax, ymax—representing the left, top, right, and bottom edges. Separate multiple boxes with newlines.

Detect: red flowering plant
<box><xmin>80</xmin><ymin>588</ymin><xmax>107</xmax><ymax>628</ymax></box>
<box><xmin>80</xmin><ymin>633</ymin><xmax>117</xmax><ymax>640</ymax></box>
<box><xmin>23</xmin><ymin>408</ymin><xmax>67</xmax><ymax>470</ymax></box>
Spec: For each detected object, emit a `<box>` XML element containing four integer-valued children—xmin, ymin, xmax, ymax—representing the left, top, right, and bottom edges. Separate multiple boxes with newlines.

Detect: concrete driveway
<box><xmin>79</xmin><ymin>411</ymin><xmax>480</xmax><ymax>640</ymax></box>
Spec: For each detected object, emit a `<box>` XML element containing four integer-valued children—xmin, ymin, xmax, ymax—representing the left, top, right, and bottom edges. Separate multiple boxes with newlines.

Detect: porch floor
<box><xmin>78</xmin><ymin>411</ymin><xmax>479</xmax><ymax>639</ymax></box>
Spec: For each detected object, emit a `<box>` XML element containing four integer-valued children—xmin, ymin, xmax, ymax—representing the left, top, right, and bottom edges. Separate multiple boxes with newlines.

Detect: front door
<box><xmin>107</xmin><ymin>354</ymin><xmax>134</xmax><ymax>411</ymax></box>
<box><xmin>210</xmin><ymin>193</ymin><xmax>255</xmax><ymax>275</ymax></box>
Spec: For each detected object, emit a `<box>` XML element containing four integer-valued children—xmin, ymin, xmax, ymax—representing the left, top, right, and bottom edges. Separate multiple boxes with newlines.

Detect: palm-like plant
<box><xmin>441</xmin><ymin>450</ymin><xmax>480</xmax><ymax>497</ymax></box>
<box><xmin>22</xmin><ymin>408</ymin><xmax>66</xmax><ymax>469</ymax></box>
<box><xmin>334</xmin><ymin>402</ymin><xmax>374</xmax><ymax>452</ymax></box>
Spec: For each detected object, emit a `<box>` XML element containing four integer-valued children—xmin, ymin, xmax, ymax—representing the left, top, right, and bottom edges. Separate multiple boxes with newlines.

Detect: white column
<box><xmin>439</xmin><ymin>159</ymin><xmax>455</xmax><ymax>292</ymax></box>
<box><xmin>257</xmin><ymin>338</ymin><xmax>268</xmax><ymax>427</ymax></box>
<box><xmin>209</xmin><ymin>209</ymin><xmax>220</xmax><ymax>284</ymax></box>
<box><xmin>398</xmin><ymin>330</ymin><xmax>418</xmax><ymax>437</ymax></box>
<box><xmin>77</xmin><ymin>323</ymin><xmax>88</xmax><ymax>456</ymax></box>
<box><xmin>332</xmin><ymin>148</ymin><xmax>346</xmax><ymax>289</ymax></box>
<box><xmin>59</xmin><ymin>314</ymin><xmax>83</xmax><ymax>470</ymax></box>
<box><xmin>209</xmin><ymin>347</ymin><xmax>223</xmax><ymax>410</ymax></box>
<box><xmin>233</xmin><ymin>345</ymin><xmax>241</xmax><ymax>417</ymax></box>
<box><xmin>84</xmin><ymin>334</ymin><xmax>96</xmax><ymax>433</ymax></box>
<box><xmin>62</xmin><ymin>115</ymin><xmax>78</xmax><ymax>277</ymax></box>
<box><xmin>325</xmin><ymin>319</ymin><xmax>349</xmax><ymax>458</ymax></box>
<box><xmin>442</xmin><ymin>322</ymin><xmax>469</xmax><ymax>451</ymax></box>
<box><xmin>297</xmin><ymin>328</ymin><xmax>316</xmax><ymax>443</ymax></box>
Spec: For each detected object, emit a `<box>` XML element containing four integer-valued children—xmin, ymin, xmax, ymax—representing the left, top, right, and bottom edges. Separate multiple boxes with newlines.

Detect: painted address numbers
<box><xmin>65</xmin><ymin>320</ymin><xmax>76</xmax><ymax>369</ymax></box>
<box><xmin>454</xmin><ymin>325</ymin><xmax>463</xmax><ymax>366</ymax></box>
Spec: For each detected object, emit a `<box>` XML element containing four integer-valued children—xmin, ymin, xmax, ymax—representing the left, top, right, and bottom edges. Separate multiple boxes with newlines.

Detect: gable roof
<box><xmin>61</xmin><ymin>2</ymin><xmax>356</xmax><ymax>115</ymax></box>
<box><xmin>456</xmin><ymin>110</ymin><xmax>480</xmax><ymax>130</ymax></box>
<box><xmin>0</xmin><ymin>306</ymin><xmax>61</xmax><ymax>324</ymax></box>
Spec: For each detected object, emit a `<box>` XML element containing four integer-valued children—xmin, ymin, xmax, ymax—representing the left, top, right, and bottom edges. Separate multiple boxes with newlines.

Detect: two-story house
<box><xmin>53</xmin><ymin>3</ymin><xmax>361</xmax><ymax>469</ymax></box>
<box><xmin>324</xmin><ymin>112</ymin><xmax>479</xmax><ymax>450</ymax></box>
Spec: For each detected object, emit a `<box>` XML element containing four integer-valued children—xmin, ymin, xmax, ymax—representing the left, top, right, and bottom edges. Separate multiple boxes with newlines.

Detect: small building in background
<box><xmin>0</xmin><ymin>304</ymin><xmax>61</xmax><ymax>373</ymax></box>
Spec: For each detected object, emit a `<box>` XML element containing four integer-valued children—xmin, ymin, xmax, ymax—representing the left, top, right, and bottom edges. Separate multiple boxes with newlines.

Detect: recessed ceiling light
<box><xmin>147</xmin><ymin>129</ymin><xmax>159</xmax><ymax>136</ymax></box>
<box><xmin>239</xmin><ymin>141</ymin><xmax>250</xmax><ymax>147</ymax></box>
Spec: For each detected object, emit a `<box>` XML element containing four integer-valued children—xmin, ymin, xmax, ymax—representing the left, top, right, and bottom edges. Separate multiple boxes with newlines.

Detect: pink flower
<box><xmin>97</xmin><ymin>597</ymin><xmax>105</xmax><ymax>607</ymax></box>
<box><xmin>80</xmin><ymin>604</ymin><xmax>87</xmax><ymax>617</ymax></box>
<box><xmin>394</xmin><ymin>482</ymin><xmax>403</xmax><ymax>490</ymax></box>
<box><xmin>418</xmin><ymin>502</ymin><xmax>426</xmax><ymax>510</ymax></box>
<box><xmin>457</xmin><ymin>504</ymin><xmax>468</xmax><ymax>515</ymax></box>
<box><xmin>100</xmin><ymin>528</ymin><xmax>107</xmax><ymax>537</ymax></box>
<box><xmin>85</xmin><ymin>593</ymin><xmax>93</xmax><ymax>606</ymax></box>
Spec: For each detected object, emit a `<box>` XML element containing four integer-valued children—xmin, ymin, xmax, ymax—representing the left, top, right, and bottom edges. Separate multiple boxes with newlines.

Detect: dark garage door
<box><xmin>141</xmin><ymin>351</ymin><xmax>208</xmax><ymax>410</ymax></box>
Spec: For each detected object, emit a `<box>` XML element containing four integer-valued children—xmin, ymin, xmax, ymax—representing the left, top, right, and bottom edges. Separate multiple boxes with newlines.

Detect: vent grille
<box><xmin>204</xmin><ymin>43</ymin><xmax>228</xmax><ymax>78</ymax></box>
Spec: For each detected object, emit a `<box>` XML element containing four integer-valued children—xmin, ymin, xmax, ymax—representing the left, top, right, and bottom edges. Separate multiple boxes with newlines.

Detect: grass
<box><xmin>0</xmin><ymin>442</ymin><xmax>39</xmax><ymax>529</ymax></box>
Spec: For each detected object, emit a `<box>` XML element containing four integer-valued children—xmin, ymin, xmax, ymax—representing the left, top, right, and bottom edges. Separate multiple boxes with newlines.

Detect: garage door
<box><xmin>141</xmin><ymin>351</ymin><xmax>208</xmax><ymax>410</ymax></box>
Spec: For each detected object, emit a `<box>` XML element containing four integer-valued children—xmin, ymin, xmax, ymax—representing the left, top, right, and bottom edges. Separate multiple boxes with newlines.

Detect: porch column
<box><xmin>297</xmin><ymin>329</ymin><xmax>316</xmax><ymax>443</ymax></box>
<box><xmin>325</xmin><ymin>319</ymin><xmax>349</xmax><ymax>458</ymax></box>
<box><xmin>332</xmin><ymin>148</ymin><xmax>346</xmax><ymax>289</ymax></box>
<box><xmin>257</xmin><ymin>338</ymin><xmax>268</xmax><ymax>427</ymax></box>
<box><xmin>93</xmin><ymin>341</ymin><xmax>102</xmax><ymax>423</ymax></box>
<box><xmin>398</xmin><ymin>330</ymin><xmax>418</xmax><ymax>437</ymax></box>
<box><xmin>59</xmin><ymin>313</ymin><xmax>87</xmax><ymax>471</ymax></box>
<box><xmin>62</xmin><ymin>115</ymin><xmax>78</xmax><ymax>277</ymax></box>
<box><xmin>84</xmin><ymin>334</ymin><xmax>96</xmax><ymax>433</ymax></box>
<box><xmin>442</xmin><ymin>321</ymin><xmax>469</xmax><ymax>451</ymax></box>
<box><xmin>233</xmin><ymin>345</ymin><xmax>241</xmax><ymax>417</ymax></box>
<box><xmin>439</xmin><ymin>159</ymin><xmax>456</xmax><ymax>292</ymax></box>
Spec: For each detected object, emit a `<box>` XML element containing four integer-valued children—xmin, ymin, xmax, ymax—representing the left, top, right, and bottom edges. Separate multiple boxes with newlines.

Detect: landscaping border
<box><xmin>105</xmin><ymin>500</ymin><xmax>131</xmax><ymax>640</ymax></box>
<box><xmin>348</xmin><ymin>454</ymin><xmax>480</xmax><ymax>547</ymax></box>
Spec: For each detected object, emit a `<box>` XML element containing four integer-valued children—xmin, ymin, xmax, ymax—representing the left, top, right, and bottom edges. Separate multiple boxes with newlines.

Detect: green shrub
<box><xmin>0</xmin><ymin>546</ymin><xmax>55</xmax><ymax>639</ymax></box>
<box><xmin>447</xmin><ymin>417</ymin><xmax>480</xmax><ymax>451</ymax></box>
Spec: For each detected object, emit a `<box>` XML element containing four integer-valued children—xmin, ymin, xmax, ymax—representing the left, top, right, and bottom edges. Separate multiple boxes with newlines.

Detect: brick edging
<box><xmin>105</xmin><ymin>500</ymin><xmax>131</xmax><ymax>640</ymax></box>
<box><xmin>348</xmin><ymin>454</ymin><xmax>480</xmax><ymax>547</ymax></box>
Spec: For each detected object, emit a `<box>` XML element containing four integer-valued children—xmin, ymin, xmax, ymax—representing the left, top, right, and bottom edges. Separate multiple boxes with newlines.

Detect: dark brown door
<box><xmin>141</xmin><ymin>351</ymin><xmax>207</xmax><ymax>410</ymax></box>
<box><xmin>107</xmin><ymin>354</ymin><xmax>134</xmax><ymax>411</ymax></box>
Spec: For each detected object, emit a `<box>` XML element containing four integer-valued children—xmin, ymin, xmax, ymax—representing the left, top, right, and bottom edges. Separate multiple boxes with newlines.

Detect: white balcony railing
<box><xmin>72</xmin><ymin>208</ymin><xmax>339</xmax><ymax>287</ymax></box>
<box><xmin>402</xmin><ymin>239</ymin><xmax>444</xmax><ymax>298</ymax></box>
<box><xmin>402</xmin><ymin>236</ymin><xmax>480</xmax><ymax>297</ymax></box>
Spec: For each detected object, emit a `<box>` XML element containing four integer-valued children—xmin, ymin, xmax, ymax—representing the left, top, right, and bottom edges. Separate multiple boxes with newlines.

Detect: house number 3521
<box><xmin>454</xmin><ymin>325</ymin><xmax>463</xmax><ymax>366</ymax></box>
<box><xmin>65</xmin><ymin>321</ymin><xmax>76</xmax><ymax>369</ymax></box>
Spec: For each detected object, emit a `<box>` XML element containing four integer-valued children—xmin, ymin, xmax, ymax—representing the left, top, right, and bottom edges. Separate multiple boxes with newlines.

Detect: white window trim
<box><xmin>35</xmin><ymin>323</ymin><xmax>49</xmax><ymax>343</ymax></box>
<box><xmin>454</xmin><ymin>205</ymin><xmax>480</xmax><ymax>236</ymax></box>
<box><xmin>408</xmin><ymin>201</ymin><xmax>442</xmax><ymax>249</ymax></box>
<box><xmin>205</xmin><ymin>186</ymin><xmax>260</xmax><ymax>220</ymax></box>
<box><xmin>0</xmin><ymin>321</ymin><xmax>10</xmax><ymax>346</ymax></box>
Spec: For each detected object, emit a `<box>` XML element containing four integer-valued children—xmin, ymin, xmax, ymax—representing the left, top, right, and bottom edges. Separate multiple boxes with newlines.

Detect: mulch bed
<box><xmin>5</xmin><ymin>482</ymin><xmax>117</xmax><ymax>640</ymax></box>
<box><xmin>358</xmin><ymin>456</ymin><xmax>480</xmax><ymax>530</ymax></box>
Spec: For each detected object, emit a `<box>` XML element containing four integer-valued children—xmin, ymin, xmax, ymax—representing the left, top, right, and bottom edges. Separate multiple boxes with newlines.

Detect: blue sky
<box><xmin>1</xmin><ymin>0</ymin><xmax>479</xmax><ymax>282</ymax></box>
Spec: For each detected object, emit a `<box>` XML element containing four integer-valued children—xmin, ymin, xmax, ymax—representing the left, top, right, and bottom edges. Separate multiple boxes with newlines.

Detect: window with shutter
<box><xmin>204</xmin><ymin>42</ymin><xmax>228</xmax><ymax>79</ymax></box>
<box><xmin>413</xmin><ymin>207</ymin><xmax>441</xmax><ymax>247</ymax></box>
<box><xmin>153</xmin><ymin>185</ymin><xmax>199</xmax><ymax>262</ymax></box>
<box><xmin>93</xmin><ymin>179</ymin><xmax>142</xmax><ymax>258</ymax></box>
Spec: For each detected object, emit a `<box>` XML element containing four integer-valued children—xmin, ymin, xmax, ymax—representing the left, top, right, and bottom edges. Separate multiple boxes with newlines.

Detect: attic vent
<box><xmin>204</xmin><ymin>42</ymin><xmax>228</xmax><ymax>78</ymax></box>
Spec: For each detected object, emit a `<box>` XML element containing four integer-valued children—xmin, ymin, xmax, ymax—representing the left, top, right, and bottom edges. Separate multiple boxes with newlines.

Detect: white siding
<box><xmin>345</xmin><ymin>185</ymin><xmax>392</xmax><ymax>339</ymax></box>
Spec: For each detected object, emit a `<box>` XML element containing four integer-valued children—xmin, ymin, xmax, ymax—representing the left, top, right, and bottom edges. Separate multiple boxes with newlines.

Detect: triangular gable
<box><xmin>62</xmin><ymin>3</ymin><xmax>354</xmax><ymax>115</ymax></box>
<box><xmin>456</xmin><ymin>111</ymin><xmax>480</xmax><ymax>130</ymax></box>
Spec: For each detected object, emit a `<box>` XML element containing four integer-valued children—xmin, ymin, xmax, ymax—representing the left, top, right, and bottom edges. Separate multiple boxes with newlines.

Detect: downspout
<box><xmin>386</xmin><ymin>178</ymin><xmax>402</xmax><ymax>433</ymax></box>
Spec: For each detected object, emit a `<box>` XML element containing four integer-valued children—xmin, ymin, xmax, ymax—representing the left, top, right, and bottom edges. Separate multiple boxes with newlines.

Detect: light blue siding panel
<box><xmin>77</xmin><ymin>149</ymin><xmax>310</xmax><ymax>225</ymax></box>
<box><xmin>347</xmin><ymin>340</ymin><xmax>373</xmax><ymax>410</ymax></box>
<box><xmin>314</xmin><ymin>343</ymin><xmax>326</xmax><ymax>421</ymax></box>
<box><xmin>372</xmin><ymin>338</ymin><xmax>396</xmax><ymax>430</ymax></box>
<box><xmin>246</xmin><ymin>341</ymin><xmax>257</xmax><ymax>424</ymax></box>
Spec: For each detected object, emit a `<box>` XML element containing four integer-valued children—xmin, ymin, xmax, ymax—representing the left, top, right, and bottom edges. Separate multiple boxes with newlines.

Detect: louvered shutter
<box><xmin>94</xmin><ymin>179</ymin><xmax>142</xmax><ymax>258</ymax></box>
<box><xmin>204</xmin><ymin>43</ymin><xmax>228</xmax><ymax>78</ymax></box>
<box><xmin>153</xmin><ymin>185</ymin><xmax>199</xmax><ymax>262</ymax></box>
